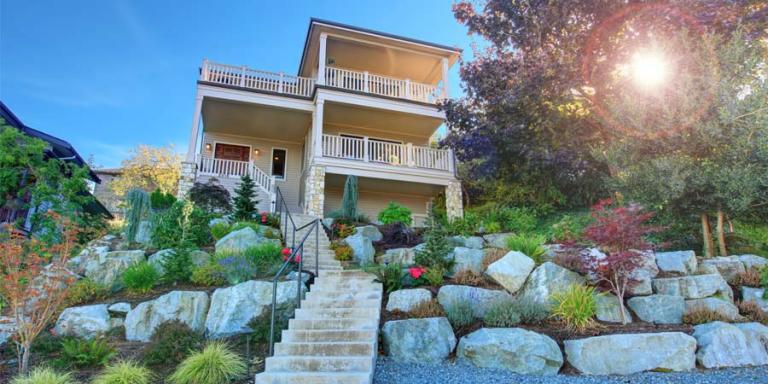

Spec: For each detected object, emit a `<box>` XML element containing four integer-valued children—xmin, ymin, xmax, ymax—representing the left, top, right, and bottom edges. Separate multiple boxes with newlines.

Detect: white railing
<box><xmin>201</xmin><ymin>60</ymin><xmax>315</xmax><ymax>98</ymax></box>
<box><xmin>325</xmin><ymin>67</ymin><xmax>443</xmax><ymax>103</ymax></box>
<box><xmin>197</xmin><ymin>156</ymin><xmax>276</xmax><ymax>196</ymax></box>
<box><xmin>321</xmin><ymin>134</ymin><xmax>453</xmax><ymax>172</ymax></box>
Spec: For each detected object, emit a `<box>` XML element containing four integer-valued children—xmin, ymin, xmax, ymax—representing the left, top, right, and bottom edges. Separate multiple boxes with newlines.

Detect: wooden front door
<box><xmin>214</xmin><ymin>143</ymin><xmax>250</xmax><ymax>162</ymax></box>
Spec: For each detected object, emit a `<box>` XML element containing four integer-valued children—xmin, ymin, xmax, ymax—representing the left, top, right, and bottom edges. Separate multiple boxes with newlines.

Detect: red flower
<box><xmin>281</xmin><ymin>247</ymin><xmax>292</xmax><ymax>256</ymax></box>
<box><xmin>261</xmin><ymin>212</ymin><xmax>268</xmax><ymax>223</ymax></box>
<box><xmin>408</xmin><ymin>266</ymin><xmax>427</xmax><ymax>279</ymax></box>
<box><xmin>282</xmin><ymin>247</ymin><xmax>301</xmax><ymax>263</ymax></box>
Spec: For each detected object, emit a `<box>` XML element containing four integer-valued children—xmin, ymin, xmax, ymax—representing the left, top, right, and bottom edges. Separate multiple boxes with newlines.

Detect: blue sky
<box><xmin>0</xmin><ymin>0</ymin><xmax>473</xmax><ymax>168</ymax></box>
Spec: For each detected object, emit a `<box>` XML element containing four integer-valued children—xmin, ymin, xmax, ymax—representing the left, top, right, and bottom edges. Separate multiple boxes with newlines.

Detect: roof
<box><xmin>94</xmin><ymin>168</ymin><xmax>123</xmax><ymax>176</ymax></box>
<box><xmin>298</xmin><ymin>18</ymin><xmax>462</xmax><ymax>76</ymax></box>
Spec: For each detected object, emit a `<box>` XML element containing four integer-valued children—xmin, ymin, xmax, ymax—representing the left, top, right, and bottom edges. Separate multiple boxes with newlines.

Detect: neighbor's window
<box><xmin>271</xmin><ymin>148</ymin><xmax>287</xmax><ymax>180</ymax></box>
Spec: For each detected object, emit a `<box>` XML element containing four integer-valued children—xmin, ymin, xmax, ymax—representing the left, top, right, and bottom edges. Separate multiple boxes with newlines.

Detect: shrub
<box><xmin>376</xmin><ymin>222</ymin><xmax>420</xmax><ymax>248</ymax></box>
<box><xmin>491</xmin><ymin>207</ymin><xmax>538</xmax><ymax>233</ymax></box>
<box><xmin>483</xmin><ymin>221</ymin><xmax>502</xmax><ymax>234</ymax></box>
<box><xmin>739</xmin><ymin>300</ymin><xmax>768</xmax><ymax>324</ymax></box>
<box><xmin>122</xmin><ymin>261</ymin><xmax>160</xmax><ymax>294</ymax></box>
<box><xmin>11</xmin><ymin>367</ymin><xmax>76</xmax><ymax>384</ymax></box>
<box><xmin>63</xmin><ymin>278</ymin><xmax>109</xmax><ymax>307</ymax></box>
<box><xmin>142</xmin><ymin>321</ymin><xmax>204</xmax><ymax>366</ymax></box>
<box><xmin>378</xmin><ymin>202</ymin><xmax>413</xmax><ymax>226</ymax></box>
<box><xmin>248</xmin><ymin>304</ymin><xmax>296</xmax><ymax>344</ymax></box>
<box><xmin>341</xmin><ymin>175</ymin><xmax>359</xmax><ymax>221</ymax></box>
<box><xmin>333</xmin><ymin>244</ymin><xmax>353</xmax><ymax>261</ymax></box>
<box><xmin>242</xmin><ymin>242</ymin><xmax>282</xmax><ymax>269</ymax></box>
<box><xmin>150</xmin><ymin>188</ymin><xmax>176</xmax><ymax>211</ymax></box>
<box><xmin>162</xmin><ymin>247</ymin><xmax>194</xmax><ymax>284</ymax></box>
<box><xmin>230</xmin><ymin>221</ymin><xmax>262</xmax><ymax>234</ymax></box>
<box><xmin>188</xmin><ymin>178</ymin><xmax>232</xmax><ymax>214</ymax></box>
<box><xmin>152</xmin><ymin>200</ymin><xmax>212</xmax><ymax>249</ymax></box>
<box><xmin>550</xmin><ymin>285</ymin><xmax>598</xmax><ymax>332</ymax></box>
<box><xmin>210</xmin><ymin>222</ymin><xmax>231</xmax><ymax>241</ymax></box>
<box><xmin>423</xmin><ymin>266</ymin><xmax>445</xmax><ymax>286</ymax></box>
<box><xmin>57</xmin><ymin>337</ymin><xmax>116</xmax><ymax>368</ymax></box>
<box><xmin>124</xmin><ymin>188</ymin><xmax>152</xmax><ymax>243</ymax></box>
<box><xmin>191</xmin><ymin>263</ymin><xmax>227</xmax><ymax>286</ymax></box>
<box><xmin>484</xmin><ymin>296</ymin><xmax>549</xmax><ymax>326</ymax></box>
<box><xmin>484</xmin><ymin>300</ymin><xmax>522</xmax><ymax>327</ymax></box>
<box><xmin>683</xmin><ymin>308</ymin><xmax>733</xmax><ymax>325</ymax></box>
<box><xmin>452</xmin><ymin>270</ymin><xmax>486</xmax><ymax>286</ymax></box>
<box><xmin>446</xmin><ymin>211</ymin><xmax>481</xmax><ymax>236</ymax></box>
<box><xmin>334</xmin><ymin>223</ymin><xmax>355</xmax><ymax>238</ymax></box>
<box><xmin>92</xmin><ymin>361</ymin><xmax>153</xmax><ymax>384</ymax></box>
<box><xmin>506</xmin><ymin>234</ymin><xmax>546</xmax><ymax>263</ymax></box>
<box><xmin>549</xmin><ymin>212</ymin><xmax>591</xmax><ymax>242</ymax></box>
<box><xmin>734</xmin><ymin>269</ymin><xmax>762</xmax><ymax>287</ymax></box>
<box><xmin>408</xmin><ymin>299</ymin><xmax>445</xmax><ymax>318</ymax></box>
<box><xmin>216</xmin><ymin>254</ymin><xmax>257</xmax><ymax>285</ymax></box>
<box><xmin>445</xmin><ymin>299</ymin><xmax>475</xmax><ymax>329</ymax></box>
<box><xmin>364</xmin><ymin>263</ymin><xmax>404</xmax><ymax>293</ymax></box>
<box><xmin>233</xmin><ymin>174</ymin><xmax>258</xmax><ymax>221</ymax></box>
<box><xmin>481</xmin><ymin>248</ymin><xmax>506</xmax><ymax>270</ymax></box>
<box><xmin>168</xmin><ymin>342</ymin><xmax>247</xmax><ymax>384</ymax></box>
<box><xmin>415</xmin><ymin>219</ymin><xmax>454</xmax><ymax>271</ymax></box>
<box><xmin>762</xmin><ymin>267</ymin><xmax>768</xmax><ymax>299</ymax></box>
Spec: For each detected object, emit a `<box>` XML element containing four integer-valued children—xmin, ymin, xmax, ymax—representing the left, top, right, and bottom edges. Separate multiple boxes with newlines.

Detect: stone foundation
<box><xmin>303</xmin><ymin>165</ymin><xmax>326</xmax><ymax>217</ymax></box>
<box><xmin>177</xmin><ymin>161</ymin><xmax>197</xmax><ymax>199</ymax></box>
<box><xmin>446</xmin><ymin>180</ymin><xmax>463</xmax><ymax>220</ymax></box>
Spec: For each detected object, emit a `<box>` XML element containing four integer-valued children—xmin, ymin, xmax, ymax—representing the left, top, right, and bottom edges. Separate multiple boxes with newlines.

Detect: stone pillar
<box><xmin>303</xmin><ymin>165</ymin><xmax>326</xmax><ymax>217</ymax></box>
<box><xmin>446</xmin><ymin>180</ymin><xmax>463</xmax><ymax>221</ymax></box>
<box><xmin>177</xmin><ymin>161</ymin><xmax>197</xmax><ymax>199</ymax></box>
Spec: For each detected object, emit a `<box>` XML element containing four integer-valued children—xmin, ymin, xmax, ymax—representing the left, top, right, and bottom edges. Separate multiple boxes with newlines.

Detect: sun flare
<box><xmin>630</xmin><ymin>51</ymin><xmax>670</xmax><ymax>89</ymax></box>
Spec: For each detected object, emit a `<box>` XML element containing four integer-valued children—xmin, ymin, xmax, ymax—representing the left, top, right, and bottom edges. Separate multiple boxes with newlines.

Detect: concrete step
<box><xmin>294</xmin><ymin>308</ymin><xmax>380</xmax><ymax>320</ymax></box>
<box><xmin>282</xmin><ymin>329</ymin><xmax>377</xmax><ymax>343</ymax></box>
<box><xmin>273</xmin><ymin>341</ymin><xmax>375</xmax><ymax>357</ymax></box>
<box><xmin>288</xmin><ymin>318</ymin><xmax>378</xmax><ymax>330</ymax></box>
<box><xmin>255</xmin><ymin>371</ymin><xmax>371</xmax><ymax>384</ymax></box>
<box><xmin>305</xmin><ymin>291</ymin><xmax>382</xmax><ymax>301</ymax></box>
<box><xmin>319</xmin><ymin>270</ymin><xmax>373</xmax><ymax>278</ymax></box>
<box><xmin>265</xmin><ymin>356</ymin><xmax>373</xmax><ymax>373</ymax></box>
<box><xmin>300</xmin><ymin>298</ymin><xmax>380</xmax><ymax>309</ymax></box>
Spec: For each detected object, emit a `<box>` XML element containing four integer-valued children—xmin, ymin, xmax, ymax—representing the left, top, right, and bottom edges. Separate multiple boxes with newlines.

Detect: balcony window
<box><xmin>271</xmin><ymin>148</ymin><xmax>287</xmax><ymax>180</ymax></box>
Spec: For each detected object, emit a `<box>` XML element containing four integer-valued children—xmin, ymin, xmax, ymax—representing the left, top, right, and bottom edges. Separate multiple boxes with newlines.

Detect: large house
<box><xmin>179</xmin><ymin>19</ymin><xmax>464</xmax><ymax>224</ymax></box>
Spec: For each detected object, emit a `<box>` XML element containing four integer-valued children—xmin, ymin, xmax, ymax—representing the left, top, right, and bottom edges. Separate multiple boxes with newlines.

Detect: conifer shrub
<box><xmin>232</xmin><ymin>174</ymin><xmax>258</xmax><ymax>221</ymax></box>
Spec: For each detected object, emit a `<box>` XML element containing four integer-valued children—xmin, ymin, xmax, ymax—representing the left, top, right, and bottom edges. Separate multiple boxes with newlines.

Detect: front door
<box><xmin>214</xmin><ymin>143</ymin><xmax>250</xmax><ymax>162</ymax></box>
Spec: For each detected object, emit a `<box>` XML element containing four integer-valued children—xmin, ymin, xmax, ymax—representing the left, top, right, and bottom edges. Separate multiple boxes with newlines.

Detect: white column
<box><xmin>441</xmin><ymin>57</ymin><xmax>450</xmax><ymax>99</ymax></box>
<box><xmin>317</xmin><ymin>33</ymin><xmax>328</xmax><ymax>86</ymax></box>
<box><xmin>313</xmin><ymin>99</ymin><xmax>324</xmax><ymax>159</ymax></box>
<box><xmin>185</xmin><ymin>93</ymin><xmax>203</xmax><ymax>162</ymax></box>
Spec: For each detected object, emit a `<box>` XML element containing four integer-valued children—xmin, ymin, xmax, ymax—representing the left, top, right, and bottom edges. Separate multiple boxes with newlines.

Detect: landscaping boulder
<box><xmin>205</xmin><ymin>280</ymin><xmax>303</xmax><ymax>339</ymax></box>
<box><xmin>382</xmin><ymin>317</ymin><xmax>456</xmax><ymax>363</ymax></box>
<box><xmin>67</xmin><ymin>235</ymin><xmax>115</xmax><ymax>275</ymax></box>
<box><xmin>693</xmin><ymin>321</ymin><xmax>768</xmax><ymax>368</ymax></box>
<box><xmin>484</xmin><ymin>251</ymin><xmax>535</xmax><ymax>294</ymax></box>
<box><xmin>627</xmin><ymin>294</ymin><xmax>684</xmax><ymax>324</ymax></box>
<box><xmin>595</xmin><ymin>293</ymin><xmax>631</xmax><ymax>323</ymax></box>
<box><xmin>437</xmin><ymin>285</ymin><xmax>511</xmax><ymax>319</ymax></box>
<box><xmin>215</xmin><ymin>227</ymin><xmax>277</xmax><ymax>253</ymax></box>
<box><xmin>519</xmin><ymin>262</ymin><xmax>585</xmax><ymax>308</ymax></box>
<box><xmin>85</xmin><ymin>250</ymin><xmax>145</xmax><ymax>290</ymax></box>
<box><xmin>378</xmin><ymin>247</ymin><xmax>416</xmax><ymax>265</ymax></box>
<box><xmin>564</xmin><ymin>332</ymin><xmax>696</xmax><ymax>375</ymax></box>
<box><xmin>541</xmin><ymin>244</ymin><xmax>566</xmax><ymax>263</ymax></box>
<box><xmin>734</xmin><ymin>254</ymin><xmax>768</xmax><ymax>271</ymax></box>
<box><xmin>735</xmin><ymin>323</ymin><xmax>768</xmax><ymax>354</ymax></box>
<box><xmin>685</xmin><ymin>298</ymin><xmax>741</xmax><ymax>321</ymax></box>
<box><xmin>583</xmin><ymin>249</ymin><xmax>658</xmax><ymax>296</ymax></box>
<box><xmin>457</xmin><ymin>328</ymin><xmax>562</xmax><ymax>375</ymax></box>
<box><xmin>125</xmin><ymin>291</ymin><xmax>209</xmax><ymax>341</ymax></box>
<box><xmin>655</xmin><ymin>251</ymin><xmax>697</xmax><ymax>275</ymax></box>
<box><xmin>742</xmin><ymin>287</ymin><xmax>768</xmax><ymax>312</ymax></box>
<box><xmin>148</xmin><ymin>249</ymin><xmax>210</xmax><ymax>275</ymax></box>
<box><xmin>482</xmin><ymin>233</ymin><xmax>514</xmax><ymax>249</ymax></box>
<box><xmin>286</xmin><ymin>271</ymin><xmax>311</xmax><ymax>284</ymax></box>
<box><xmin>108</xmin><ymin>302</ymin><xmax>132</xmax><ymax>316</ymax></box>
<box><xmin>386</xmin><ymin>288</ymin><xmax>432</xmax><ymax>313</ymax></box>
<box><xmin>449</xmin><ymin>236</ymin><xmax>485</xmax><ymax>250</ymax></box>
<box><xmin>355</xmin><ymin>225</ymin><xmax>383</xmax><ymax>242</ymax></box>
<box><xmin>344</xmin><ymin>233</ymin><xmax>375</xmax><ymax>265</ymax></box>
<box><xmin>54</xmin><ymin>304</ymin><xmax>111</xmax><ymax>339</ymax></box>
<box><xmin>451</xmin><ymin>247</ymin><xmax>485</xmax><ymax>275</ymax></box>
<box><xmin>652</xmin><ymin>274</ymin><xmax>733</xmax><ymax>301</ymax></box>
<box><xmin>135</xmin><ymin>220</ymin><xmax>153</xmax><ymax>246</ymax></box>
<box><xmin>0</xmin><ymin>317</ymin><xmax>15</xmax><ymax>347</ymax></box>
<box><xmin>699</xmin><ymin>257</ymin><xmax>746</xmax><ymax>284</ymax></box>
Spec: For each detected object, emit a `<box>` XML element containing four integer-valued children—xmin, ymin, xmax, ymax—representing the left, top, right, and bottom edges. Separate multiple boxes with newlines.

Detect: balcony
<box><xmin>321</xmin><ymin>134</ymin><xmax>454</xmax><ymax>173</ymax></box>
<box><xmin>200</xmin><ymin>60</ymin><xmax>444</xmax><ymax>104</ymax></box>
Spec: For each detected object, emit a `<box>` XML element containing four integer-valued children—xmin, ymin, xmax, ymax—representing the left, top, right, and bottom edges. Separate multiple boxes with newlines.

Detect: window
<box><xmin>271</xmin><ymin>148</ymin><xmax>287</xmax><ymax>180</ymax></box>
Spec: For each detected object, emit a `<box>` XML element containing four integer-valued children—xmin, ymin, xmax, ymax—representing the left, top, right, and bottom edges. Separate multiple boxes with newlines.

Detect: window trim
<box><xmin>270</xmin><ymin>147</ymin><xmax>288</xmax><ymax>181</ymax></box>
<box><xmin>212</xmin><ymin>141</ymin><xmax>251</xmax><ymax>162</ymax></box>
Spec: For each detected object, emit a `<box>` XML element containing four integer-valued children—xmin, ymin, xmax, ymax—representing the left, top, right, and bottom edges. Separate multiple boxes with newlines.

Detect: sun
<box><xmin>630</xmin><ymin>51</ymin><xmax>670</xmax><ymax>89</ymax></box>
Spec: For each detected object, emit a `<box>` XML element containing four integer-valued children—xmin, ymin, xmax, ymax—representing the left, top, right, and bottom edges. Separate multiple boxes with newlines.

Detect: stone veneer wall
<box><xmin>303</xmin><ymin>165</ymin><xmax>326</xmax><ymax>217</ymax></box>
<box><xmin>177</xmin><ymin>161</ymin><xmax>197</xmax><ymax>199</ymax></box>
<box><xmin>446</xmin><ymin>180</ymin><xmax>464</xmax><ymax>220</ymax></box>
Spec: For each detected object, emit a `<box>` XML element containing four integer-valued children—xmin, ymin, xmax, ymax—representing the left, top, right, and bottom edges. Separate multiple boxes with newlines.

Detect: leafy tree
<box><xmin>232</xmin><ymin>174</ymin><xmax>258</xmax><ymax>220</ymax></box>
<box><xmin>188</xmin><ymin>178</ymin><xmax>231</xmax><ymax>213</ymax></box>
<box><xmin>110</xmin><ymin>144</ymin><xmax>181</xmax><ymax>197</ymax></box>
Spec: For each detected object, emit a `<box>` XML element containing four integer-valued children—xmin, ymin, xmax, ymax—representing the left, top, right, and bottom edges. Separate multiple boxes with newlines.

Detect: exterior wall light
<box><xmin>254</xmin><ymin>148</ymin><xmax>261</xmax><ymax>156</ymax></box>
<box><xmin>205</xmin><ymin>143</ymin><xmax>212</xmax><ymax>151</ymax></box>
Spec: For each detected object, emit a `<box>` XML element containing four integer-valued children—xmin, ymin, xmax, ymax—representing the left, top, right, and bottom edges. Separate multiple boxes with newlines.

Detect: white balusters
<box><xmin>201</xmin><ymin>61</ymin><xmax>315</xmax><ymax>97</ymax></box>
<box><xmin>321</xmin><ymin>135</ymin><xmax>452</xmax><ymax>171</ymax></box>
<box><xmin>197</xmin><ymin>156</ymin><xmax>275</xmax><ymax>194</ymax></box>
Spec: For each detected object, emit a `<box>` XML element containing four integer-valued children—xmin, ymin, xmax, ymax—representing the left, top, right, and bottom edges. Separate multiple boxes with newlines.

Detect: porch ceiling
<box><xmin>202</xmin><ymin>98</ymin><xmax>311</xmax><ymax>142</ymax></box>
<box><xmin>324</xmin><ymin>101</ymin><xmax>442</xmax><ymax>139</ymax></box>
<box><xmin>325</xmin><ymin>173</ymin><xmax>444</xmax><ymax>196</ymax></box>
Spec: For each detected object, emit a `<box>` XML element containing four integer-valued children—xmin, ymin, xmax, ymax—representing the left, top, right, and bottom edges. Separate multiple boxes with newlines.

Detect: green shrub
<box><xmin>63</xmin><ymin>278</ymin><xmax>109</xmax><ymax>307</ymax></box>
<box><xmin>483</xmin><ymin>221</ymin><xmax>502</xmax><ymax>234</ymax></box>
<box><xmin>364</xmin><ymin>263</ymin><xmax>404</xmax><ymax>293</ymax></box>
<box><xmin>230</xmin><ymin>221</ymin><xmax>262</xmax><ymax>234</ymax></box>
<box><xmin>191</xmin><ymin>263</ymin><xmax>227</xmax><ymax>286</ymax></box>
<box><xmin>168</xmin><ymin>342</ymin><xmax>247</xmax><ymax>384</ymax></box>
<box><xmin>446</xmin><ymin>211</ymin><xmax>481</xmax><ymax>236</ymax></box>
<box><xmin>151</xmin><ymin>200</ymin><xmax>212</xmax><ymax>249</ymax></box>
<box><xmin>57</xmin><ymin>337</ymin><xmax>116</xmax><ymax>368</ymax></box>
<box><xmin>162</xmin><ymin>247</ymin><xmax>194</xmax><ymax>284</ymax></box>
<box><xmin>445</xmin><ymin>299</ymin><xmax>475</xmax><ymax>329</ymax></box>
<box><xmin>92</xmin><ymin>361</ymin><xmax>153</xmax><ymax>384</ymax></box>
<box><xmin>377</xmin><ymin>202</ymin><xmax>413</xmax><ymax>226</ymax></box>
<box><xmin>215</xmin><ymin>253</ymin><xmax>257</xmax><ymax>285</ymax></box>
<box><xmin>550</xmin><ymin>285</ymin><xmax>598</xmax><ymax>332</ymax></box>
<box><xmin>506</xmin><ymin>234</ymin><xmax>547</xmax><ymax>263</ymax></box>
<box><xmin>333</xmin><ymin>244</ymin><xmax>353</xmax><ymax>261</ymax></box>
<box><xmin>248</xmin><ymin>303</ymin><xmax>296</xmax><ymax>344</ymax></box>
<box><xmin>142</xmin><ymin>321</ymin><xmax>204</xmax><ymax>366</ymax></box>
<box><xmin>493</xmin><ymin>207</ymin><xmax>538</xmax><ymax>233</ymax></box>
<box><xmin>242</xmin><ymin>242</ymin><xmax>282</xmax><ymax>269</ymax></box>
<box><xmin>484</xmin><ymin>300</ymin><xmax>522</xmax><ymax>327</ymax></box>
<box><xmin>11</xmin><ymin>367</ymin><xmax>76</xmax><ymax>384</ymax></box>
<box><xmin>122</xmin><ymin>261</ymin><xmax>160</xmax><ymax>294</ymax></box>
<box><xmin>415</xmin><ymin>219</ymin><xmax>454</xmax><ymax>271</ymax></box>
<box><xmin>210</xmin><ymin>222</ymin><xmax>231</xmax><ymax>241</ymax></box>
<box><xmin>423</xmin><ymin>266</ymin><xmax>445</xmax><ymax>286</ymax></box>
<box><xmin>233</xmin><ymin>174</ymin><xmax>258</xmax><ymax>221</ymax></box>
<box><xmin>548</xmin><ymin>212</ymin><xmax>591</xmax><ymax>242</ymax></box>
<box><xmin>150</xmin><ymin>188</ymin><xmax>177</xmax><ymax>211</ymax></box>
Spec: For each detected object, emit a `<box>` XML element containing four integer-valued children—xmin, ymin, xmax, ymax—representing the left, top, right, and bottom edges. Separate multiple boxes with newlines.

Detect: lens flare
<box><xmin>631</xmin><ymin>51</ymin><xmax>670</xmax><ymax>89</ymax></box>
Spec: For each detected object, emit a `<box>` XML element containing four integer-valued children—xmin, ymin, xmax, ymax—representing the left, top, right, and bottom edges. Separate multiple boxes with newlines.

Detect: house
<box><xmin>0</xmin><ymin>101</ymin><xmax>112</xmax><ymax>231</ymax></box>
<box><xmin>92</xmin><ymin>168</ymin><xmax>124</xmax><ymax>218</ymax></box>
<box><xmin>179</xmin><ymin>18</ymin><xmax>464</xmax><ymax>224</ymax></box>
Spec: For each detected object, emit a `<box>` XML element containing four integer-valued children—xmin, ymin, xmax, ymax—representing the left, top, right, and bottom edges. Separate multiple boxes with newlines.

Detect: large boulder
<box><xmin>205</xmin><ymin>280</ymin><xmax>303</xmax><ymax>339</ymax></box>
<box><xmin>584</xmin><ymin>249</ymin><xmax>658</xmax><ymax>296</ymax></box>
<box><xmin>386</xmin><ymin>289</ymin><xmax>432</xmax><ymax>313</ymax></box>
<box><xmin>595</xmin><ymin>293</ymin><xmax>631</xmax><ymax>323</ymax></box>
<box><xmin>564</xmin><ymin>332</ymin><xmax>697</xmax><ymax>375</ymax></box>
<box><xmin>437</xmin><ymin>285</ymin><xmax>511</xmax><ymax>319</ymax></box>
<box><xmin>382</xmin><ymin>317</ymin><xmax>456</xmax><ymax>363</ymax></box>
<box><xmin>482</xmin><ymin>233</ymin><xmax>514</xmax><ymax>249</ymax></box>
<box><xmin>215</xmin><ymin>227</ymin><xmax>277</xmax><ymax>253</ymax></box>
<box><xmin>735</xmin><ymin>323</ymin><xmax>768</xmax><ymax>357</ymax></box>
<box><xmin>354</xmin><ymin>225</ymin><xmax>383</xmax><ymax>242</ymax></box>
<box><xmin>742</xmin><ymin>287</ymin><xmax>768</xmax><ymax>312</ymax></box>
<box><xmin>378</xmin><ymin>247</ymin><xmax>416</xmax><ymax>265</ymax></box>
<box><xmin>699</xmin><ymin>257</ymin><xmax>746</xmax><ymax>284</ymax></box>
<box><xmin>148</xmin><ymin>249</ymin><xmax>210</xmax><ymax>275</ymax></box>
<box><xmin>655</xmin><ymin>251</ymin><xmax>697</xmax><ymax>275</ymax></box>
<box><xmin>135</xmin><ymin>220</ymin><xmax>153</xmax><ymax>246</ymax></box>
<box><xmin>734</xmin><ymin>254</ymin><xmax>768</xmax><ymax>271</ymax></box>
<box><xmin>449</xmin><ymin>236</ymin><xmax>485</xmax><ymax>250</ymax></box>
<box><xmin>627</xmin><ymin>294</ymin><xmax>684</xmax><ymax>324</ymax></box>
<box><xmin>0</xmin><ymin>317</ymin><xmax>16</xmax><ymax>347</ymax></box>
<box><xmin>484</xmin><ymin>251</ymin><xmax>535</xmax><ymax>294</ymax></box>
<box><xmin>67</xmin><ymin>235</ymin><xmax>115</xmax><ymax>274</ymax></box>
<box><xmin>125</xmin><ymin>291</ymin><xmax>209</xmax><ymax>341</ymax></box>
<box><xmin>693</xmin><ymin>321</ymin><xmax>768</xmax><ymax>368</ymax></box>
<box><xmin>85</xmin><ymin>250</ymin><xmax>145</xmax><ymax>290</ymax></box>
<box><xmin>54</xmin><ymin>304</ymin><xmax>112</xmax><ymax>339</ymax></box>
<box><xmin>344</xmin><ymin>233</ymin><xmax>375</xmax><ymax>265</ymax></box>
<box><xmin>685</xmin><ymin>298</ymin><xmax>741</xmax><ymax>321</ymax></box>
<box><xmin>451</xmin><ymin>247</ymin><xmax>485</xmax><ymax>275</ymax></box>
<box><xmin>652</xmin><ymin>274</ymin><xmax>733</xmax><ymax>301</ymax></box>
<box><xmin>519</xmin><ymin>262</ymin><xmax>585</xmax><ymax>308</ymax></box>
<box><xmin>108</xmin><ymin>302</ymin><xmax>132</xmax><ymax>316</ymax></box>
<box><xmin>457</xmin><ymin>328</ymin><xmax>562</xmax><ymax>375</ymax></box>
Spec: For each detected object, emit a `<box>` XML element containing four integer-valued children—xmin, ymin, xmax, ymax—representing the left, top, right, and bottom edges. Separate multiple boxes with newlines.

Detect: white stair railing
<box><xmin>320</xmin><ymin>134</ymin><xmax>453</xmax><ymax>172</ymax></box>
<box><xmin>197</xmin><ymin>155</ymin><xmax>276</xmax><ymax>204</ymax></box>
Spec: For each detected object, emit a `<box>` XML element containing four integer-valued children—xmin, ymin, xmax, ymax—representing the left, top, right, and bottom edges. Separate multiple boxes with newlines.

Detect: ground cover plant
<box><xmin>168</xmin><ymin>342</ymin><xmax>246</xmax><ymax>384</ymax></box>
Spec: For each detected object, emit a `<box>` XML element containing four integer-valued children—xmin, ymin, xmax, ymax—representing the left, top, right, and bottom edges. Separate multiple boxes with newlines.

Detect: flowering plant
<box><xmin>282</xmin><ymin>247</ymin><xmax>301</xmax><ymax>263</ymax></box>
<box><xmin>261</xmin><ymin>212</ymin><xmax>269</xmax><ymax>224</ymax></box>
<box><xmin>408</xmin><ymin>266</ymin><xmax>427</xmax><ymax>280</ymax></box>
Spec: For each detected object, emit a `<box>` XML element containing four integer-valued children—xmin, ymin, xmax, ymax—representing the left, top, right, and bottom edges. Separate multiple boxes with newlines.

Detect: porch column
<box><xmin>177</xmin><ymin>161</ymin><xmax>197</xmax><ymax>199</ymax></box>
<box><xmin>441</xmin><ymin>57</ymin><xmax>450</xmax><ymax>99</ymax></box>
<box><xmin>303</xmin><ymin>165</ymin><xmax>326</xmax><ymax>217</ymax></box>
<box><xmin>185</xmin><ymin>93</ymin><xmax>203</xmax><ymax>162</ymax></box>
<box><xmin>445</xmin><ymin>179</ymin><xmax>463</xmax><ymax>221</ymax></box>
<box><xmin>317</xmin><ymin>33</ymin><xmax>328</xmax><ymax>85</ymax></box>
<box><xmin>313</xmin><ymin>99</ymin><xmax>324</xmax><ymax>159</ymax></box>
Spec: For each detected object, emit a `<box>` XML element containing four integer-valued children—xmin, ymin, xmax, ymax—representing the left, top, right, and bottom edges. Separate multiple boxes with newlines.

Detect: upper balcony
<box><xmin>200</xmin><ymin>60</ymin><xmax>445</xmax><ymax>104</ymax></box>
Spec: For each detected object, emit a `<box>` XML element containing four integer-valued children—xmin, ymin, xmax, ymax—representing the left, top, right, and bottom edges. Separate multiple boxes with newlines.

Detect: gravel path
<box><xmin>374</xmin><ymin>359</ymin><xmax>768</xmax><ymax>384</ymax></box>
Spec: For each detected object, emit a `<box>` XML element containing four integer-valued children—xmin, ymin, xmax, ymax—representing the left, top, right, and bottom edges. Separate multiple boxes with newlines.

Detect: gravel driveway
<box><xmin>374</xmin><ymin>359</ymin><xmax>768</xmax><ymax>384</ymax></box>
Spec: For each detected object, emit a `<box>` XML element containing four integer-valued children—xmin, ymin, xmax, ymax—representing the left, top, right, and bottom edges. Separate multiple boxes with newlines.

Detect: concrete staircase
<box><xmin>285</xmin><ymin>214</ymin><xmax>342</xmax><ymax>271</ymax></box>
<box><xmin>255</xmin><ymin>270</ymin><xmax>382</xmax><ymax>383</ymax></box>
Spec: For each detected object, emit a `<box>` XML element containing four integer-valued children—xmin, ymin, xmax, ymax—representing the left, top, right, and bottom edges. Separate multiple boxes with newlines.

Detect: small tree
<box><xmin>232</xmin><ymin>174</ymin><xmax>258</xmax><ymax>221</ymax></box>
<box><xmin>110</xmin><ymin>144</ymin><xmax>181</xmax><ymax>197</ymax></box>
<box><xmin>415</xmin><ymin>206</ymin><xmax>454</xmax><ymax>271</ymax></box>
<box><xmin>581</xmin><ymin>199</ymin><xmax>659</xmax><ymax>324</ymax></box>
<box><xmin>341</xmin><ymin>175</ymin><xmax>359</xmax><ymax>221</ymax></box>
<box><xmin>0</xmin><ymin>213</ymin><xmax>78</xmax><ymax>373</ymax></box>
<box><xmin>188</xmin><ymin>178</ymin><xmax>231</xmax><ymax>214</ymax></box>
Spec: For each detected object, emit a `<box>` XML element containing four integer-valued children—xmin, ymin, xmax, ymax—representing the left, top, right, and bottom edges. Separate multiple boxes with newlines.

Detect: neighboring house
<box><xmin>180</xmin><ymin>18</ymin><xmax>464</xmax><ymax>224</ymax></box>
<box><xmin>0</xmin><ymin>101</ymin><xmax>112</xmax><ymax>231</ymax></box>
<box><xmin>93</xmin><ymin>168</ymin><xmax>124</xmax><ymax>218</ymax></box>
